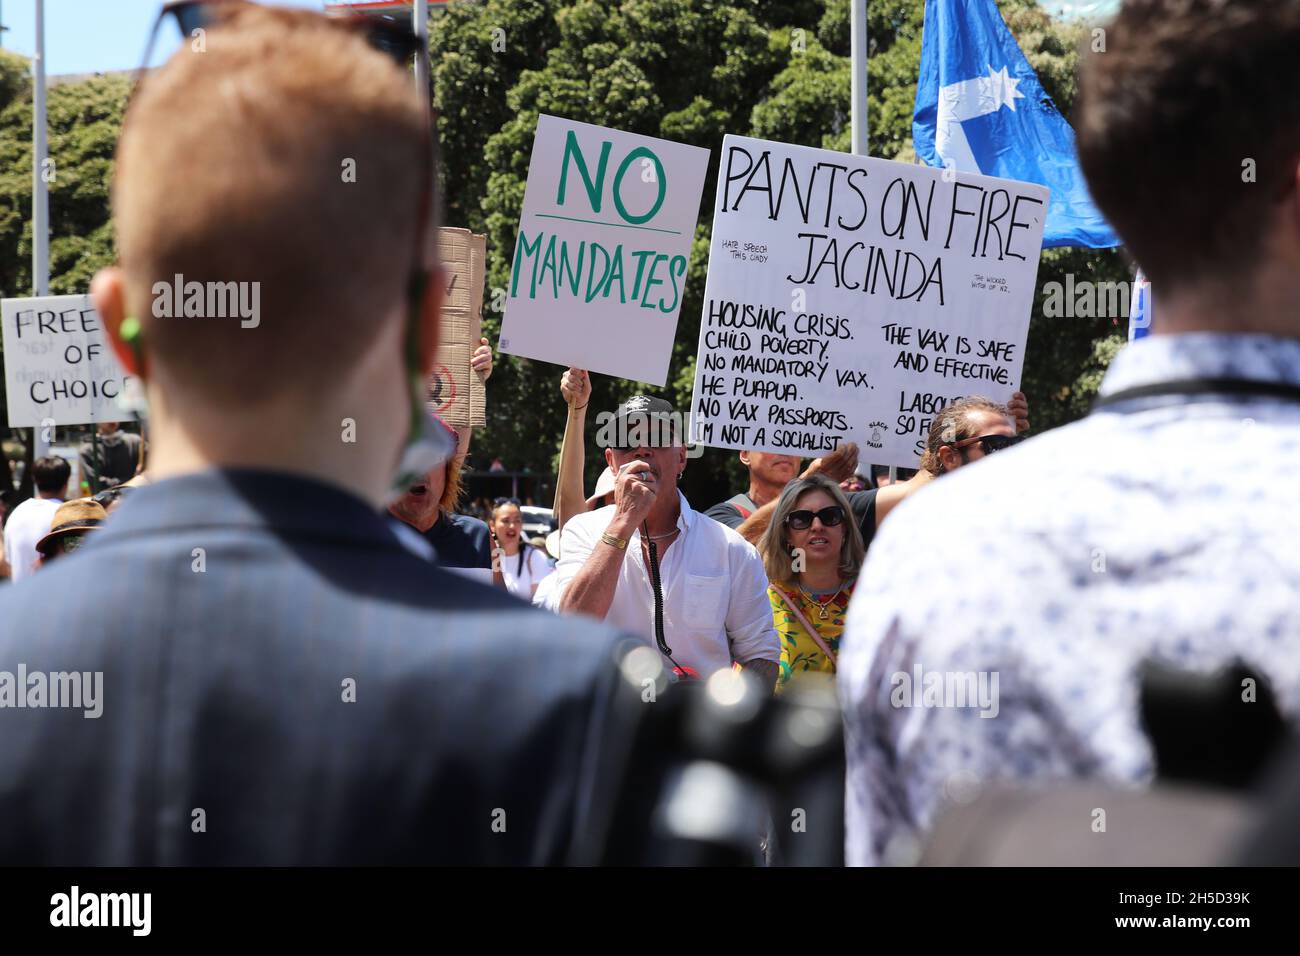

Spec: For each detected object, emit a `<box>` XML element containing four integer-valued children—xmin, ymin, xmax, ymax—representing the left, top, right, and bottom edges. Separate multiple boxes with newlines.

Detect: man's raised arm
<box><xmin>559</xmin><ymin>461</ymin><xmax>656</xmax><ymax>620</ymax></box>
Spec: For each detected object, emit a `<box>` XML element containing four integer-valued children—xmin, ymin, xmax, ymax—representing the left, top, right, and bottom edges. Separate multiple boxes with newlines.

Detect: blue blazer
<box><xmin>0</xmin><ymin>469</ymin><xmax>628</xmax><ymax>865</ymax></box>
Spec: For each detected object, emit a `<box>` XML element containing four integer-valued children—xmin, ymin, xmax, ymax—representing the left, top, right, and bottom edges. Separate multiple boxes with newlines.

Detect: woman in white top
<box><xmin>490</xmin><ymin>499</ymin><xmax>552</xmax><ymax>599</ymax></box>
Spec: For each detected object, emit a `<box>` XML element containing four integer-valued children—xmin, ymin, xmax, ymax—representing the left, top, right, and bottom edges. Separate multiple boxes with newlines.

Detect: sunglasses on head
<box><xmin>949</xmin><ymin>433</ymin><xmax>1024</xmax><ymax>456</ymax></box>
<box><xmin>159</xmin><ymin>1</ymin><xmax>424</xmax><ymax>68</ymax></box>
<box><xmin>493</xmin><ymin>497</ymin><xmax>520</xmax><ymax>507</ymax></box>
<box><xmin>785</xmin><ymin>506</ymin><xmax>845</xmax><ymax>531</ymax></box>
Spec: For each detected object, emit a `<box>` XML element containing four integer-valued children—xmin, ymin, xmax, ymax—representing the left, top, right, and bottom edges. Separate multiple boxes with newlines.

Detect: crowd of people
<box><xmin>1</xmin><ymin>0</ymin><xmax>1298</xmax><ymax>867</ymax></box>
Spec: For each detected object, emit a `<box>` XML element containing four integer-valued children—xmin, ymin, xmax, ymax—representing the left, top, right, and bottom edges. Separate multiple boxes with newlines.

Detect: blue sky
<box><xmin>0</xmin><ymin>1</ymin><xmax>1119</xmax><ymax>76</ymax></box>
<box><xmin>0</xmin><ymin>0</ymin><xmax>326</xmax><ymax>76</ymax></box>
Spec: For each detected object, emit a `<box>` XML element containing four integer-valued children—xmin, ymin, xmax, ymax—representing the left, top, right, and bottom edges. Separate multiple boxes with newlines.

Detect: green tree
<box><xmin>0</xmin><ymin>53</ymin><xmax>129</xmax><ymax>442</ymax></box>
<box><xmin>0</xmin><ymin>2</ymin><xmax>1131</xmax><ymax>501</ymax></box>
<box><xmin>437</xmin><ymin>0</ymin><xmax>1129</xmax><ymax>500</ymax></box>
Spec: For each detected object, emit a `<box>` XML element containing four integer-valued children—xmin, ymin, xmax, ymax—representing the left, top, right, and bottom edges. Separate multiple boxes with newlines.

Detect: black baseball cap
<box><xmin>605</xmin><ymin>395</ymin><xmax>681</xmax><ymax>449</ymax></box>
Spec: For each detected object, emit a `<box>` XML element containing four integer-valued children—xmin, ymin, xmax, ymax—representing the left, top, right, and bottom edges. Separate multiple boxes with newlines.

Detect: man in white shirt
<box><xmin>547</xmin><ymin>396</ymin><xmax>779</xmax><ymax>689</ymax></box>
<box><xmin>4</xmin><ymin>457</ymin><xmax>71</xmax><ymax>582</ymax></box>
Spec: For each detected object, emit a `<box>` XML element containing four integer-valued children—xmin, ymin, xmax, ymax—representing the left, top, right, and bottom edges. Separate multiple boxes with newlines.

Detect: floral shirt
<box><xmin>840</xmin><ymin>333</ymin><xmax>1300</xmax><ymax>866</ymax></box>
<box><xmin>768</xmin><ymin>582</ymin><xmax>854</xmax><ymax>691</ymax></box>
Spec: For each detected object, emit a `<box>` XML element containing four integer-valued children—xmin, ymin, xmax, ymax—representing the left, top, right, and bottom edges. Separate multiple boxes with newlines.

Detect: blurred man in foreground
<box><xmin>841</xmin><ymin>0</ymin><xmax>1300</xmax><ymax>865</ymax></box>
<box><xmin>0</xmin><ymin>4</ymin><xmax>628</xmax><ymax>865</ymax></box>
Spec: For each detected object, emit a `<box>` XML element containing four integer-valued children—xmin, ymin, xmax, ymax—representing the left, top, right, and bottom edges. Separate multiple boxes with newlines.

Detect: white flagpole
<box><xmin>32</xmin><ymin>0</ymin><xmax>48</xmax><ymax>297</ymax></box>
<box><xmin>850</xmin><ymin>0</ymin><xmax>868</xmax><ymax>156</ymax></box>
<box><xmin>413</xmin><ymin>0</ymin><xmax>429</xmax><ymax>96</ymax></box>
<box><xmin>32</xmin><ymin>0</ymin><xmax>50</xmax><ymax>460</ymax></box>
<box><xmin>850</xmin><ymin>1</ymin><xmax>892</xmax><ymax>483</ymax></box>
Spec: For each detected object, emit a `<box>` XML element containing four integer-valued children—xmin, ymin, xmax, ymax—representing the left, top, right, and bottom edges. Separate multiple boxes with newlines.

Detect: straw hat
<box><xmin>36</xmin><ymin>498</ymin><xmax>107</xmax><ymax>556</ymax></box>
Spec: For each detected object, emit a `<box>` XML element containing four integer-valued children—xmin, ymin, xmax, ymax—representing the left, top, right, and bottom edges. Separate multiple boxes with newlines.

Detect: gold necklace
<box><xmin>799</xmin><ymin>581</ymin><xmax>844</xmax><ymax>620</ymax></box>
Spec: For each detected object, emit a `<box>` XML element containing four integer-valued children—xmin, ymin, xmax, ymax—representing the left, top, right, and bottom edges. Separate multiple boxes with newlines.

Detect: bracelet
<box><xmin>600</xmin><ymin>531</ymin><xmax>628</xmax><ymax>551</ymax></box>
<box><xmin>572</xmin><ymin>401</ymin><xmax>588</xmax><ymax>411</ymax></box>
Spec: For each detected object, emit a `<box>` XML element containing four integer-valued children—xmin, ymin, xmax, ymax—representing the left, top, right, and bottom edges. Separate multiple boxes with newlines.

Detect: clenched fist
<box><xmin>609</xmin><ymin>459</ymin><xmax>658</xmax><ymax>532</ymax></box>
<box><xmin>561</xmin><ymin>367</ymin><xmax>591</xmax><ymax>409</ymax></box>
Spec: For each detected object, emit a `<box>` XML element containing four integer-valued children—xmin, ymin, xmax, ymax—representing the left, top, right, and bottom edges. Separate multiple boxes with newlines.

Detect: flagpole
<box><xmin>850</xmin><ymin>1</ymin><xmax>891</xmax><ymax>483</ymax></box>
<box><xmin>413</xmin><ymin>0</ymin><xmax>428</xmax><ymax>96</ymax></box>
<box><xmin>32</xmin><ymin>0</ymin><xmax>51</xmax><ymax>463</ymax></box>
<box><xmin>850</xmin><ymin>0</ymin><xmax>867</xmax><ymax>156</ymax></box>
<box><xmin>32</xmin><ymin>0</ymin><xmax>48</xmax><ymax>298</ymax></box>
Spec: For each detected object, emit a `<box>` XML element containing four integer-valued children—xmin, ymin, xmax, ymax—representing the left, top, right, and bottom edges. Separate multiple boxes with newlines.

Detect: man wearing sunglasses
<box><xmin>841</xmin><ymin>0</ymin><xmax>1300</xmax><ymax>867</ymax></box>
<box><xmin>918</xmin><ymin>396</ymin><xmax>1024</xmax><ymax>476</ymax></box>
<box><xmin>0</xmin><ymin>3</ymin><xmax>632</xmax><ymax>866</ymax></box>
<box><xmin>706</xmin><ymin>391</ymin><xmax>1029</xmax><ymax>548</ymax></box>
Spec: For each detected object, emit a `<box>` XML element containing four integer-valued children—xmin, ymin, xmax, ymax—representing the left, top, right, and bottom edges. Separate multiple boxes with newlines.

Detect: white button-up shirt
<box><xmin>840</xmin><ymin>332</ymin><xmax>1300</xmax><ymax>866</ymax></box>
<box><xmin>546</xmin><ymin>492</ymin><xmax>779</xmax><ymax>676</ymax></box>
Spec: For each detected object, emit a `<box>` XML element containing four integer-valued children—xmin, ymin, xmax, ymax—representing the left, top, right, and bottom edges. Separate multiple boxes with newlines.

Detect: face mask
<box><xmin>385</xmin><ymin>268</ymin><xmax>456</xmax><ymax>506</ymax></box>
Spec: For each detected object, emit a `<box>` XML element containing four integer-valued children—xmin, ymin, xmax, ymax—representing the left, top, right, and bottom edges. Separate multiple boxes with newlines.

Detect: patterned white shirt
<box><xmin>840</xmin><ymin>333</ymin><xmax>1300</xmax><ymax>866</ymax></box>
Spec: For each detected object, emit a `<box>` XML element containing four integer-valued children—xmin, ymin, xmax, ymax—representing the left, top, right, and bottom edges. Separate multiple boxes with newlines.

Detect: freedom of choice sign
<box><xmin>2</xmin><ymin>294</ymin><xmax>133</xmax><ymax>428</ymax></box>
<box><xmin>499</xmin><ymin>114</ymin><xmax>709</xmax><ymax>386</ymax></box>
<box><xmin>689</xmin><ymin>134</ymin><xmax>1048</xmax><ymax>467</ymax></box>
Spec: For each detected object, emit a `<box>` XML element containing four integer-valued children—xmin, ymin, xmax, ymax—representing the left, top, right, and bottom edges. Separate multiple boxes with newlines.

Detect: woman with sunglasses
<box><xmin>757</xmin><ymin>474</ymin><xmax>866</xmax><ymax>692</ymax></box>
<box><xmin>489</xmin><ymin>498</ymin><xmax>551</xmax><ymax>599</ymax></box>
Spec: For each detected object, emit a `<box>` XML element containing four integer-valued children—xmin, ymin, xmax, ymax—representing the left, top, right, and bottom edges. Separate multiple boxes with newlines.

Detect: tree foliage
<box><xmin>434</xmin><ymin>0</ymin><xmax>1127</xmax><ymax>500</ymax></box>
<box><xmin>0</xmin><ymin>2</ymin><xmax>1129</xmax><ymax>502</ymax></box>
<box><xmin>0</xmin><ymin>51</ymin><xmax>129</xmax><ymax>425</ymax></box>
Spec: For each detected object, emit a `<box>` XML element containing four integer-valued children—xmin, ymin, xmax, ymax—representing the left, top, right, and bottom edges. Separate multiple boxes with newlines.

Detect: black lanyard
<box><xmin>1093</xmin><ymin>376</ymin><xmax>1300</xmax><ymax>411</ymax></box>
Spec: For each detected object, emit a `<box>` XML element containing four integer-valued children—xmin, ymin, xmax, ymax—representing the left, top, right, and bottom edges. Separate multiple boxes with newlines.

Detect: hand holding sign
<box><xmin>471</xmin><ymin>338</ymin><xmax>493</xmax><ymax>381</ymax></box>
<box><xmin>560</xmin><ymin>367</ymin><xmax>591</xmax><ymax>408</ymax></box>
<box><xmin>802</xmin><ymin>441</ymin><xmax>860</xmax><ymax>484</ymax></box>
<box><xmin>1009</xmin><ymin>390</ymin><xmax>1030</xmax><ymax>433</ymax></box>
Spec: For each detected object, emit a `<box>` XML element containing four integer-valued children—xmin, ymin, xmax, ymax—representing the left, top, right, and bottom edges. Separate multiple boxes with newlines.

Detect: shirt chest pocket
<box><xmin>681</xmin><ymin>574</ymin><xmax>726</xmax><ymax>629</ymax></box>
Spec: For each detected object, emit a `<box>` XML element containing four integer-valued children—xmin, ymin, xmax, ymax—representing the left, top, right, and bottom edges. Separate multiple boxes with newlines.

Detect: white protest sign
<box><xmin>499</xmin><ymin>114</ymin><xmax>710</xmax><ymax>386</ymax></box>
<box><xmin>2</xmin><ymin>294</ymin><xmax>134</xmax><ymax>428</ymax></box>
<box><xmin>689</xmin><ymin>135</ymin><xmax>1048</xmax><ymax>466</ymax></box>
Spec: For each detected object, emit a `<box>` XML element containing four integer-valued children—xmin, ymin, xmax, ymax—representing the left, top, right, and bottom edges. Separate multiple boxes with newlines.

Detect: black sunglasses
<box><xmin>950</xmin><ymin>433</ymin><xmax>1024</xmax><ymax>456</ymax></box>
<box><xmin>493</xmin><ymin>497</ymin><xmax>521</xmax><ymax>507</ymax></box>
<box><xmin>786</xmin><ymin>506</ymin><xmax>845</xmax><ymax>531</ymax></box>
<box><xmin>161</xmin><ymin>1</ymin><xmax>425</xmax><ymax>67</ymax></box>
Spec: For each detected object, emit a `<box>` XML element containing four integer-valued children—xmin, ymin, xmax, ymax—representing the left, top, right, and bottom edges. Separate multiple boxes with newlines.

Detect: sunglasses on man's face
<box><xmin>786</xmin><ymin>506</ymin><xmax>845</xmax><ymax>531</ymax></box>
<box><xmin>950</xmin><ymin>433</ymin><xmax>1024</xmax><ymax>456</ymax></box>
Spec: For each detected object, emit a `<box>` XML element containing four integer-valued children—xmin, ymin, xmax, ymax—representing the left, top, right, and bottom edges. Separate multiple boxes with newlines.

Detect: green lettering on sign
<box><xmin>557</xmin><ymin>130</ymin><xmax>612</xmax><ymax>213</ymax></box>
<box><xmin>613</xmin><ymin>147</ymin><xmax>666</xmax><ymax>225</ymax></box>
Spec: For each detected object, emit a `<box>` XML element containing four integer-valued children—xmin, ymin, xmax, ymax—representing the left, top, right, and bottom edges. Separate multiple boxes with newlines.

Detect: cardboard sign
<box><xmin>689</xmin><ymin>135</ymin><xmax>1048</xmax><ymax>466</ymax></box>
<box><xmin>2</xmin><ymin>294</ymin><xmax>134</xmax><ymax>428</ymax></box>
<box><xmin>499</xmin><ymin>114</ymin><xmax>710</xmax><ymax>386</ymax></box>
<box><xmin>431</xmin><ymin>228</ymin><xmax>488</xmax><ymax>428</ymax></box>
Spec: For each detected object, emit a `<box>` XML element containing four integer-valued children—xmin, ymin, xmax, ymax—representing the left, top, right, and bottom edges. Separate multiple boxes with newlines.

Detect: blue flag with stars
<box><xmin>913</xmin><ymin>0</ymin><xmax>1120</xmax><ymax>248</ymax></box>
